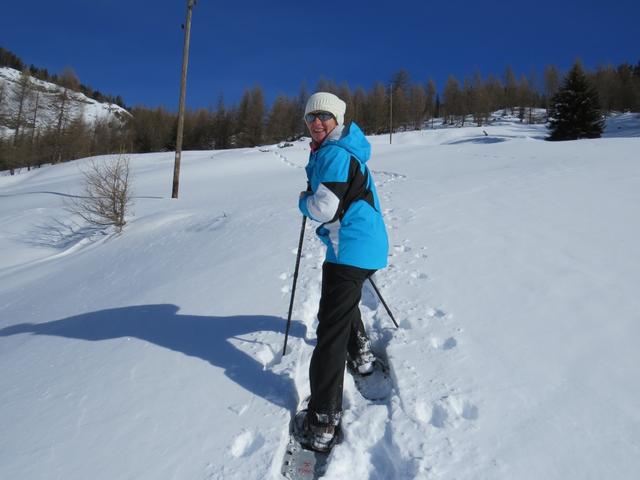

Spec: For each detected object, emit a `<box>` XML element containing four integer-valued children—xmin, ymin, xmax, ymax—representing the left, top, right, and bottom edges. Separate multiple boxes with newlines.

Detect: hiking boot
<box><xmin>294</xmin><ymin>410</ymin><xmax>339</xmax><ymax>453</ymax></box>
<box><xmin>347</xmin><ymin>330</ymin><xmax>377</xmax><ymax>375</ymax></box>
<box><xmin>347</xmin><ymin>347</ymin><xmax>376</xmax><ymax>376</ymax></box>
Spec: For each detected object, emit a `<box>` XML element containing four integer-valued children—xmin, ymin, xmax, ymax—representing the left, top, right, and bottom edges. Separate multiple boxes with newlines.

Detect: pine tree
<box><xmin>548</xmin><ymin>62</ymin><xmax>604</xmax><ymax>141</ymax></box>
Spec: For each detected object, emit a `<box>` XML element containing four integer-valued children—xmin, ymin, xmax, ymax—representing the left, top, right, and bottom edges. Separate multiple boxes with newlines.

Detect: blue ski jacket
<box><xmin>298</xmin><ymin>122</ymin><xmax>388</xmax><ymax>270</ymax></box>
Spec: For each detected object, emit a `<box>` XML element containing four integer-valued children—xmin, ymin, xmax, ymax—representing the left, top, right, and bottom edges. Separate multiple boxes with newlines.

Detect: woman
<box><xmin>297</xmin><ymin>92</ymin><xmax>389</xmax><ymax>452</ymax></box>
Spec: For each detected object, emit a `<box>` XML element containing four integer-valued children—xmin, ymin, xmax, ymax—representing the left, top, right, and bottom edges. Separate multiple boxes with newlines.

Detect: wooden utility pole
<box><xmin>172</xmin><ymin>0</ymin><xmax>196</xmax><ymax>199</ymax></box>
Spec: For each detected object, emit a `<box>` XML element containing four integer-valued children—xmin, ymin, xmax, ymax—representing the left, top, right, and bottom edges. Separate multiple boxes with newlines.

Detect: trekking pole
<box><xmin>368</xmin><ymin>278</ymin><xmax>399</xmax><ymax>328</ymax></box>
<box><xmin>283</xmin><ymin>215</ymin><xmax>307</xmax><ymax>356</ymax></box>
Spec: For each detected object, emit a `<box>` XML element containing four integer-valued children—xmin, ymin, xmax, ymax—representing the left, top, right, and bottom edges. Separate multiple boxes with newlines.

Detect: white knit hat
<box><xmin>304</xmin><ymin>92</ymin><xmax>346</xmax><ymax>126</ymax></box>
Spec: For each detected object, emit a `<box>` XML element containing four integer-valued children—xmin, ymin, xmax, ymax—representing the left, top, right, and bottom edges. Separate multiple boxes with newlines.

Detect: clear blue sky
<box><xmin>2</xmin><ymin>0</ymin><xmax>638</xmax><ymax>110</ymax></box>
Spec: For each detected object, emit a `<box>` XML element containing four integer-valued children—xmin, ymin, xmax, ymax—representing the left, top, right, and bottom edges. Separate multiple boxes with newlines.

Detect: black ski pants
<box><xmin>308</xmin><ymin>261</ymin><xmax>375</xmax><ymax>425</ymax></box>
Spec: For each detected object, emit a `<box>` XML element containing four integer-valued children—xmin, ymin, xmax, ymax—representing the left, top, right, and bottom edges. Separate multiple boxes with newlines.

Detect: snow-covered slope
<box><xmin>1</xmin><ymin>117</ymin><xmax>639</xmax><ymax>479</ymax></box>
<box><xmin>0</xmin><ymin>66</ymin><xmax>128</xmax><ymax>138</ymax></box>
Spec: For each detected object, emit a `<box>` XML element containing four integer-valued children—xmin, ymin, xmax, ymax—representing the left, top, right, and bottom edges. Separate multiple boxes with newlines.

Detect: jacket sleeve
<box><xmin>299</xmin><ymin>147</ymin><xmax>351</xmax><ymax>223</ymax></box>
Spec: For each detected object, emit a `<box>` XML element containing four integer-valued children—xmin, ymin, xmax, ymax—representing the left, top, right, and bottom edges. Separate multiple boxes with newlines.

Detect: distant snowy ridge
<box><xmin>0</xmin><ymin>66</ymin><xmax>129</xmax><ymax>138</ymax></box>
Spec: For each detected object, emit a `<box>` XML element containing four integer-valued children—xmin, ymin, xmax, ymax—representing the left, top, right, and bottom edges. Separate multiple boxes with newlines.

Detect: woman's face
<box><xmin>305</xmin><ymin>112</ymin><xmax>337</xmax><ymax>144</ymax></box>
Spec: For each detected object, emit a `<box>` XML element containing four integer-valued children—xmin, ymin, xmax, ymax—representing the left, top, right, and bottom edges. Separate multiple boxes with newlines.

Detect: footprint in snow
<box><xmin>409</xmin><ymin>271</ymin><xmax>428</xmax><ymax>280</ymax></box>
<box><xmin>427</xmin><ymin>396</ymin><xmax>479</xmax><ymax>428</ymax></box>
<box><xmin>426</xmin><ymin>307</ymin><xmax>448</xmax><ymax>320</ymax></box>
<box><xmin>429</xmin><ymin>403</ymin><xmax>449</xmax><ymax>428</ymax></box>
<box><xmin>228</xmin><ymin>404</ymin><xmax>249</xmax><ymax>416</ymax></box>
<box><xmin>256</xmin><ymin>345</ymin><xmax>277</xmax><ymax>369</ymax></box>
<box><xmin>430</xmin><ymin>337</ymin><xmax>457</xmax><ymax>351</ymax></box>
<box><xmin>230</xmin><ymin>430</ymin><xmax>265</xmax><ymax>458</ymax></box>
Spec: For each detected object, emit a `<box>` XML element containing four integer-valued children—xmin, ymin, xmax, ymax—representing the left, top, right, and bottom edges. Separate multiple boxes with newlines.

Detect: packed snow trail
<box><xmin>270</xmin><ymin>146</ymin><xmax>472</xmax><ymax>479</ymax></box>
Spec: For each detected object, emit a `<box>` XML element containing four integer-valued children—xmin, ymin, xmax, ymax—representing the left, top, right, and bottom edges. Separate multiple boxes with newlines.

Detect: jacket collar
<box><xmin>309</xmin><ymin>124</ymin><xmax>344</xmax><ymax>152</ymax></box>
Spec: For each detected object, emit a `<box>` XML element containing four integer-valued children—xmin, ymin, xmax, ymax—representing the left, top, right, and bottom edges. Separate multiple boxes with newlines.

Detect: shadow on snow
<box><xmin>0</xmin><ymin>304</ymin><xmax>307</xmax><ymax>411</ymax></box>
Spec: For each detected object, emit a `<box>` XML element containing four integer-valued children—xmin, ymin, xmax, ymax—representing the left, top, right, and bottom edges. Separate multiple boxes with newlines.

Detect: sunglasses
<box><xmin>305</xmin><ymin>111</ymin><xmax>335</xmax><ymax>123</ymax></box>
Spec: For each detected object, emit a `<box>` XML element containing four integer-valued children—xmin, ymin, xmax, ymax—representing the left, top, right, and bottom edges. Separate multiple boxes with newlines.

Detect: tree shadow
<box><xmin>0</xmin><ymin>190</ymin><xmax>90</xmax><ymax>199</ymax></box>
<box><xmin>447</xmin><ymin>136</ymin><xmax>508</xmax><ymax>145</ymax></box>
<box><xmin>0</xmin><ymin>191</ymin><xmax>163</xmax><ymax>200</ymax></box>
<box><xmin>21</xmin><ymin>217</ymin><xmax>107</xmax><ymax>249</ymax></box>
<box><xmin>0</xmin><ymin>304</ymin><xmax>307</xmax><ymax>412</ymax></box>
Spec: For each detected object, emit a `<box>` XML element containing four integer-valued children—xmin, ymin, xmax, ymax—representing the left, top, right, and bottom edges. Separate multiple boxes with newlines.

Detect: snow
<box><xmin>1</xmin><ymin>115</ymin><xmax>640</xmax><ymax>479</ymax></box>
<box><xmin>0</xmin><ymin>66</ymin><xmax>129</xmax><ymax>138</ymax></box>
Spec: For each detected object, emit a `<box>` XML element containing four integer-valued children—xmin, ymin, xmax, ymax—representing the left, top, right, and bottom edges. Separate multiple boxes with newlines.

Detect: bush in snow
<box><xmin>68</xmin><ymin>155</ymin><xmax>133</xmax><ymax>232</ymax></box>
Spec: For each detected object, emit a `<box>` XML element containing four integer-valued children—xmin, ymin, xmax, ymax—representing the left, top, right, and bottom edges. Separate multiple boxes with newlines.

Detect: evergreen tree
<box><xmin>548</xmin><ymin>62</ymin><xmax>604</xmax><ymax>141</ymax></box>
<box><xmin>615</xmin><ymin>63</ymin><xmax>638</xmax><ymax>111</ymax></box>
<box><xmin>0</xmin><ymin>47</ymin><xmax>25</xmax><ymax>70</ymax></box>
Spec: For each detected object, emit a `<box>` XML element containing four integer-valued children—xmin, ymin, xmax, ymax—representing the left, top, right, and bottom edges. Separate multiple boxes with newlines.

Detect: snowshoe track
<box><xmin>273</xmin><ymin>146</ymin><xmax>479</xmax><ymax>479</ymax></box>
